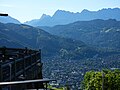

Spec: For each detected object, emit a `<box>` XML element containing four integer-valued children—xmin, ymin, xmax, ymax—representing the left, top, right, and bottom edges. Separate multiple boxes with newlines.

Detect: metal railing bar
<box><xmin>0</xmin><ymin>79</ymin><xmax>56</xmax><ymax>86</ymax></box>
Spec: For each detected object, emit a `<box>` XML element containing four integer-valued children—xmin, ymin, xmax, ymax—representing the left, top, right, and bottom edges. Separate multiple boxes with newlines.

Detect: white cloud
<box><xmin>0</xmin><ymin>4</ymin><xmax>14</xmax><ymax>8</ymax></box>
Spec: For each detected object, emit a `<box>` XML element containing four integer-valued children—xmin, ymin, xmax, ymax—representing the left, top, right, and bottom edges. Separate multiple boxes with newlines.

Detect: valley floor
<box><xmin>42</xmin><ymin>56</ymin><xmax>120</xmax><ymax>89</ymax></box>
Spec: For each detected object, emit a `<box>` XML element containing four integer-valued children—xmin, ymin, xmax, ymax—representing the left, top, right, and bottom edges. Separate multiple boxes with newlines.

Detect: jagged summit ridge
<box><xmin>25</xmin><ymin>8</ymin><xmax>120</xmax><ymax>26</ymax></box>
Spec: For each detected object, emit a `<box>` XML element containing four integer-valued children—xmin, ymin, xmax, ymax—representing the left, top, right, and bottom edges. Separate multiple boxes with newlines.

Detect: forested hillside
<box><xmin>40</xmin><ymin>19</ymin><xmax>120</xmax><ymax>49</ymax></box>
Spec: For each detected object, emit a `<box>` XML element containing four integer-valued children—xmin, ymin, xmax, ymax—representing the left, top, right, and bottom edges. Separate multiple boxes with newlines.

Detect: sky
<box><xmin>0</xmin><ymin>0</ymin><xmax>120</xmax><ymax>23</ymax></box>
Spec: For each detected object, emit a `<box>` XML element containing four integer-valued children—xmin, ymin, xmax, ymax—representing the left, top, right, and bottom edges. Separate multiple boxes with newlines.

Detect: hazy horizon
<box><xmin>0</xmin><ymin>0</ymin><xmax>120</xmax><ymax>22</ymax></box>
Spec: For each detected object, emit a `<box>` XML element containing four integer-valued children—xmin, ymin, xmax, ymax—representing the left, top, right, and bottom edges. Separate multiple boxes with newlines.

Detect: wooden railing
<box><xmin>0</xmin><ymin>47</ymin><xmax>44</xmax><ymax>89</ymax></box>
<box><xmin>0</xmin><ymin>14</ymin><xmax>56</xmax><ymax>89</ymax></box>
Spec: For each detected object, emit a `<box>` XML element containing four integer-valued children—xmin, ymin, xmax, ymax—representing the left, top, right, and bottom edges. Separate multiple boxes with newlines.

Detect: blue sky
<box><xmin>0</xmin><ymin>0</ymin><xmax>120</xmax><ymax>22</ymax></box>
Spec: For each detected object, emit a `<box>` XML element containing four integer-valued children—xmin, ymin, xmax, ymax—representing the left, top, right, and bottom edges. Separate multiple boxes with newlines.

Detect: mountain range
<box><xmin>25</xmin><ymin>8</ymin><xmax>120</xmax><ymax>26</ymax></box>
<box><xmin>40</xmin><ymin>19</ymin><xmax>120</xmax><ymax>49</ymax></box>
<box><xmin>0</xmin><ymin>8</ymin><xmax>120</xmax><ymax>60</ymax></box>
<box><xmin>1</xmin><ymin>8</ymin><xmax>120</xmax><ymax>27</ymax></box>
<box><xmin>0</xmin><ymin>22</ymin><xmax>87</xmax><ymax>59</ymax></box>
<box><xmin>0</xmin><ymin>22</ymin><xmax>119</xmax><ymax>60</ymax></box>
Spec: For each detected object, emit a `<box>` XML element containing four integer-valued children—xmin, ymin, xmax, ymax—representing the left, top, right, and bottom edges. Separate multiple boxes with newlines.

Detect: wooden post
<box><xmin>0</xmin><ymin>62</ymin><xmax>2</xmax><ymax>90</ymax></box>
<box><xmin>2</xmin><ymin>46</ymin><xmax>6</xmax><ymax>62</ymax></box>
<box><xmin>39</xmin><ymin>49</ymin><xmax>41</xmax><ymax>62</ymax></box>
<box><xmin>9</xmin><ymin>64</ymin><xmax>12</xmax><ymax>90</ymax></box>
<box><xmin>0</xmin><ymin>62</ymin><xmax>2</xmax><ymax>82</ymax></box>
<box><xmin>25</xmin><ymin>47</ymin><xmax>28</xmax><ymax>55</ymax></box>
<box><xmin>23</xmin><ymin>55</ymin><xmax>26</xmax><ymax>79</ymax></box>
<box><xmin>29</xmin><ymin>50</ymin><xmax>32</xmax><ymax>64</ymax></box>
<box><xmin>13</xmin><ymin>59</ymin><xmax>16</xmax><ymax>80</ymax></box>
<box><xmin>35</xmin><ymin>51</ymin><xmax>37</xmax><ymax>61</ymax></box>
<box><xmin>35</xmin><ymin>52</ymin><xmax>38</xmax><ymax>78</ymax></box>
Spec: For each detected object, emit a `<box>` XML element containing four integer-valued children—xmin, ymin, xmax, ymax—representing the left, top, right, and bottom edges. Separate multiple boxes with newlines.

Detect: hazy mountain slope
<box><xmin>0</xmin><ymin>22</ymin><xmax>119</xmax><ymax>59</ymax></box>
<box><xmin>0</xmin><ymin>16</ymin><xmax>21</xmax><ymax>24</ymax></box>
<box><xmin>40</xmin><ymin>19</ymin><xmax>120</xmax><ymax>49</ymax></box>
<box><xmin>0</xmin><ymin>22</ymin><xmax>87</xmax><ymax>58</ymax></box>
<box><xmin>0</xmin><ymin>33</ymin><xmax>24</xmax><ymax>48</ymax></box>
<box><xmin>25</xmin><ymin>8</ymin><xmax>120</xmax><ymax>26</ymax></box>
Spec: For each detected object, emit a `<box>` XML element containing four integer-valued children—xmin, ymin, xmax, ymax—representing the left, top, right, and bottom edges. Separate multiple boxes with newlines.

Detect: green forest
<box><xmin>82</xmin><ymin>69</ymin><xmax>120</xmax><ymax>90</ymax></box>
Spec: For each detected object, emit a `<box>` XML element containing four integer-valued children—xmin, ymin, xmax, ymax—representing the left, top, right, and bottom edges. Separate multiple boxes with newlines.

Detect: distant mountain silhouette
<box><xmin>0</xmin><ymin>16</ymin><xmax>21</xmax><ymax>24</ymax></box>
<box><xmin>25</xmin><ymin>8</ymin><xmax>120</xmax><ymax>26</ymax></box>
